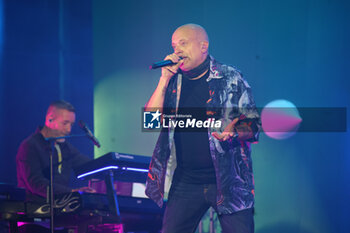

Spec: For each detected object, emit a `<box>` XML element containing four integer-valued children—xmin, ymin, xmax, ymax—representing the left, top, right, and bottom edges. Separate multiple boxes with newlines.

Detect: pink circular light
<box><xmin>261</xmin><ymin>99</ymin><xmax>302</xmax><ymax>140</ymax></box>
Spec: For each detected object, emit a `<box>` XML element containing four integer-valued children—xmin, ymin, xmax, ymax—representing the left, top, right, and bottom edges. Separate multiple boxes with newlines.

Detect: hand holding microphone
<box><xmin>150</xmin><ymin>54</ymin><xmax>183</xmax><ymax>79</ymax></box>
<box><xmin>157</xmin><ymin>54</ymin><xmax>183</xmax><ymax>82</ymax></box>
<box><xmin>150</xmin><ymin>54</ymin><xmax>184</xmax><ymax>69</ymax></box>
<box><xmin>145</xmin><ymin>54</ymin><xmax>184</xmax><ymax>111</ymax></box>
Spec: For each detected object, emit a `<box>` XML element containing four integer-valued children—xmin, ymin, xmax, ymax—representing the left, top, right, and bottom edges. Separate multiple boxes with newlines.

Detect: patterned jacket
<box><xmin>145</xmin><ymin>56</ymin><xmax>261</xmax><ymax>214</ymax></box>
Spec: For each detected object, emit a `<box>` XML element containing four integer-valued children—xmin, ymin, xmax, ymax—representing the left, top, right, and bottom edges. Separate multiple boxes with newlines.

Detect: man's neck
<box><xmin>181</xmin><ymin>55</ymin><xmax>210</xmax><ymax>80</ymax></box>
<box><xmin>188</xmin><ymin>69</ymin><xmax>209</xmax><ymax>80</ymax></box>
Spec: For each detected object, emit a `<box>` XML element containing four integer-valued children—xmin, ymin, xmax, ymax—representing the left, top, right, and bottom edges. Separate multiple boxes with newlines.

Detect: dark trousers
<box><xmin>162</xmin><ymin>182</ymin><xmax>254</xmax><ymax>233</ymax></box>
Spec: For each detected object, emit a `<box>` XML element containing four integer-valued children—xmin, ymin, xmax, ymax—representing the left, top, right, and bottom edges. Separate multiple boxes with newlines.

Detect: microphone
<box><xmin>78</xmin><ymin>120</ymin><xmax>101</xmax><ymax>148</ymax></box>
<box><xmin>149</xmin><ymin>57</ymin><xmax>183</xmax><ymax>69</ymax></box>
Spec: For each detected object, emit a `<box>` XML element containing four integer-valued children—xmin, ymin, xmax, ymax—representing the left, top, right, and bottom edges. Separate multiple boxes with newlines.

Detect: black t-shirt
<box><xmin>173</xmin><ymin>71</ymin><xmax>217</xmax><ymax>184</ymax></box>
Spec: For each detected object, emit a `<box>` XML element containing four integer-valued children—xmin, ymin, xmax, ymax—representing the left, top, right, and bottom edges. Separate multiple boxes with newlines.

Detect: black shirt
<box><xmin>173</xmin><ymin>71</ymin><xmax>217</xmax><ymax>184</ymax></box>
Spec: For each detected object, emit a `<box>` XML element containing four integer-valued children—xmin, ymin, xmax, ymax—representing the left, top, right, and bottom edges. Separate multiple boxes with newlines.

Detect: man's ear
<box><xmin>46</xmin><ymin>113</ymin><xmax>55</xmax><ymax>125</ymax></box>
<box><xmin>201</xmin><ymin>41</ymin><xmax>209</xmax><ymax>53</ymax></box>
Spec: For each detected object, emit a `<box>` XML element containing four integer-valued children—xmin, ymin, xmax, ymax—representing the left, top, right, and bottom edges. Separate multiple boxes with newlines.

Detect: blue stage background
<box><xmin>0</xmin><ymin>0</ymin><xmax>349</xmax><ymax>232</ymax></box>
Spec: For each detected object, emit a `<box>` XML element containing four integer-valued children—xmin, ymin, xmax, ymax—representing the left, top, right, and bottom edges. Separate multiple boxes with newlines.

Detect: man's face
<box><xmin>172</xmin><ymin>28</ymin><xmax>206</xmax><ymax>71</ymax></box>
<box><xmin>48</xmin><ymin>108</ymin><xmax>76</xmax><ymax>137</ymax></box>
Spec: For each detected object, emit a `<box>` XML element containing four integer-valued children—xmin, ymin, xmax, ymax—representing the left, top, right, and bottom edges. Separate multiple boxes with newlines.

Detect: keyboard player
<box><xmin>16</xmin><ymin>100</ymin><xmax>96</xmax><ymax>203</ymax></box>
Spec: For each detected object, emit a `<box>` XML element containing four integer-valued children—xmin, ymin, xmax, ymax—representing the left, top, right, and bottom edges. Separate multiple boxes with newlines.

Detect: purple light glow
<box><xmin>124</xmin><ymin>167</ymin><xmax>148</xmax><ymax>173</ymax></box>
<box><xmin>77</xmin><ymin>166</ymin><xmax>119</xmax><ymax>179</ymax></box>
<box><xmin>261</xmin><ymin>99</ymin><xmax>302</xmax><ymax>140</ymax></box>
<box><xmin>77</xmin><ymin>166</ymin><xmax>148</xmax><ymax>179</ymax></box>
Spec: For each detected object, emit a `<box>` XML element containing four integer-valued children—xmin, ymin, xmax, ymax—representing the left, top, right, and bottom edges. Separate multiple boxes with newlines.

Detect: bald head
<box><xmin>173</xmin><ymin>24</ymin><xmax>209</xmax><ymax>44</ymax></box>
<box><xmin>171</xmin><ymin>24</ymin><xmax>209</xmax><ymax>71</ymax></box>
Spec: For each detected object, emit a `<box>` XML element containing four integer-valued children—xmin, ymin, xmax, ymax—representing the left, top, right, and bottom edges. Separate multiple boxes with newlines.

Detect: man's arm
<box><xmin>212</xmin><ymin>116</ymin><xmax>259</xmax><ymax>142</ymax></box>
<box><xmin>69</xmin><ymin>144</ymin><xmax>96</xmax><ymax>193</ymax></box>
<box><xmin>145</xmin><ymin>54</ymin><xmax>183</xmax><ymax>111</ymax></box>
<box><xmin>212</xmin><ymin>76</ymin><xmax>261</xmax><ymax>142</ymax></box>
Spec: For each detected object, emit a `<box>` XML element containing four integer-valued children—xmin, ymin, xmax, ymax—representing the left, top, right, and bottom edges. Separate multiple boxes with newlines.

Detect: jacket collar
<box><xmin>207</xmin><ymin>55</ymin><xmax>223</xmax><ymax>82</ymax></box>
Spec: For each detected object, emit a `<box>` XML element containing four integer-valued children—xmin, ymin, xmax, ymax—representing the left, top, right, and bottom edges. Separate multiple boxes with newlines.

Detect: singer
<box><xmin>16</xmin><ymin>100</ymin><xmax>95</xmax><ymax>204</ymax></box>
<box><xmin>145</xmin><ymin>24</ymin><xmax>261</xmax><ymax>233</ymax></box>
